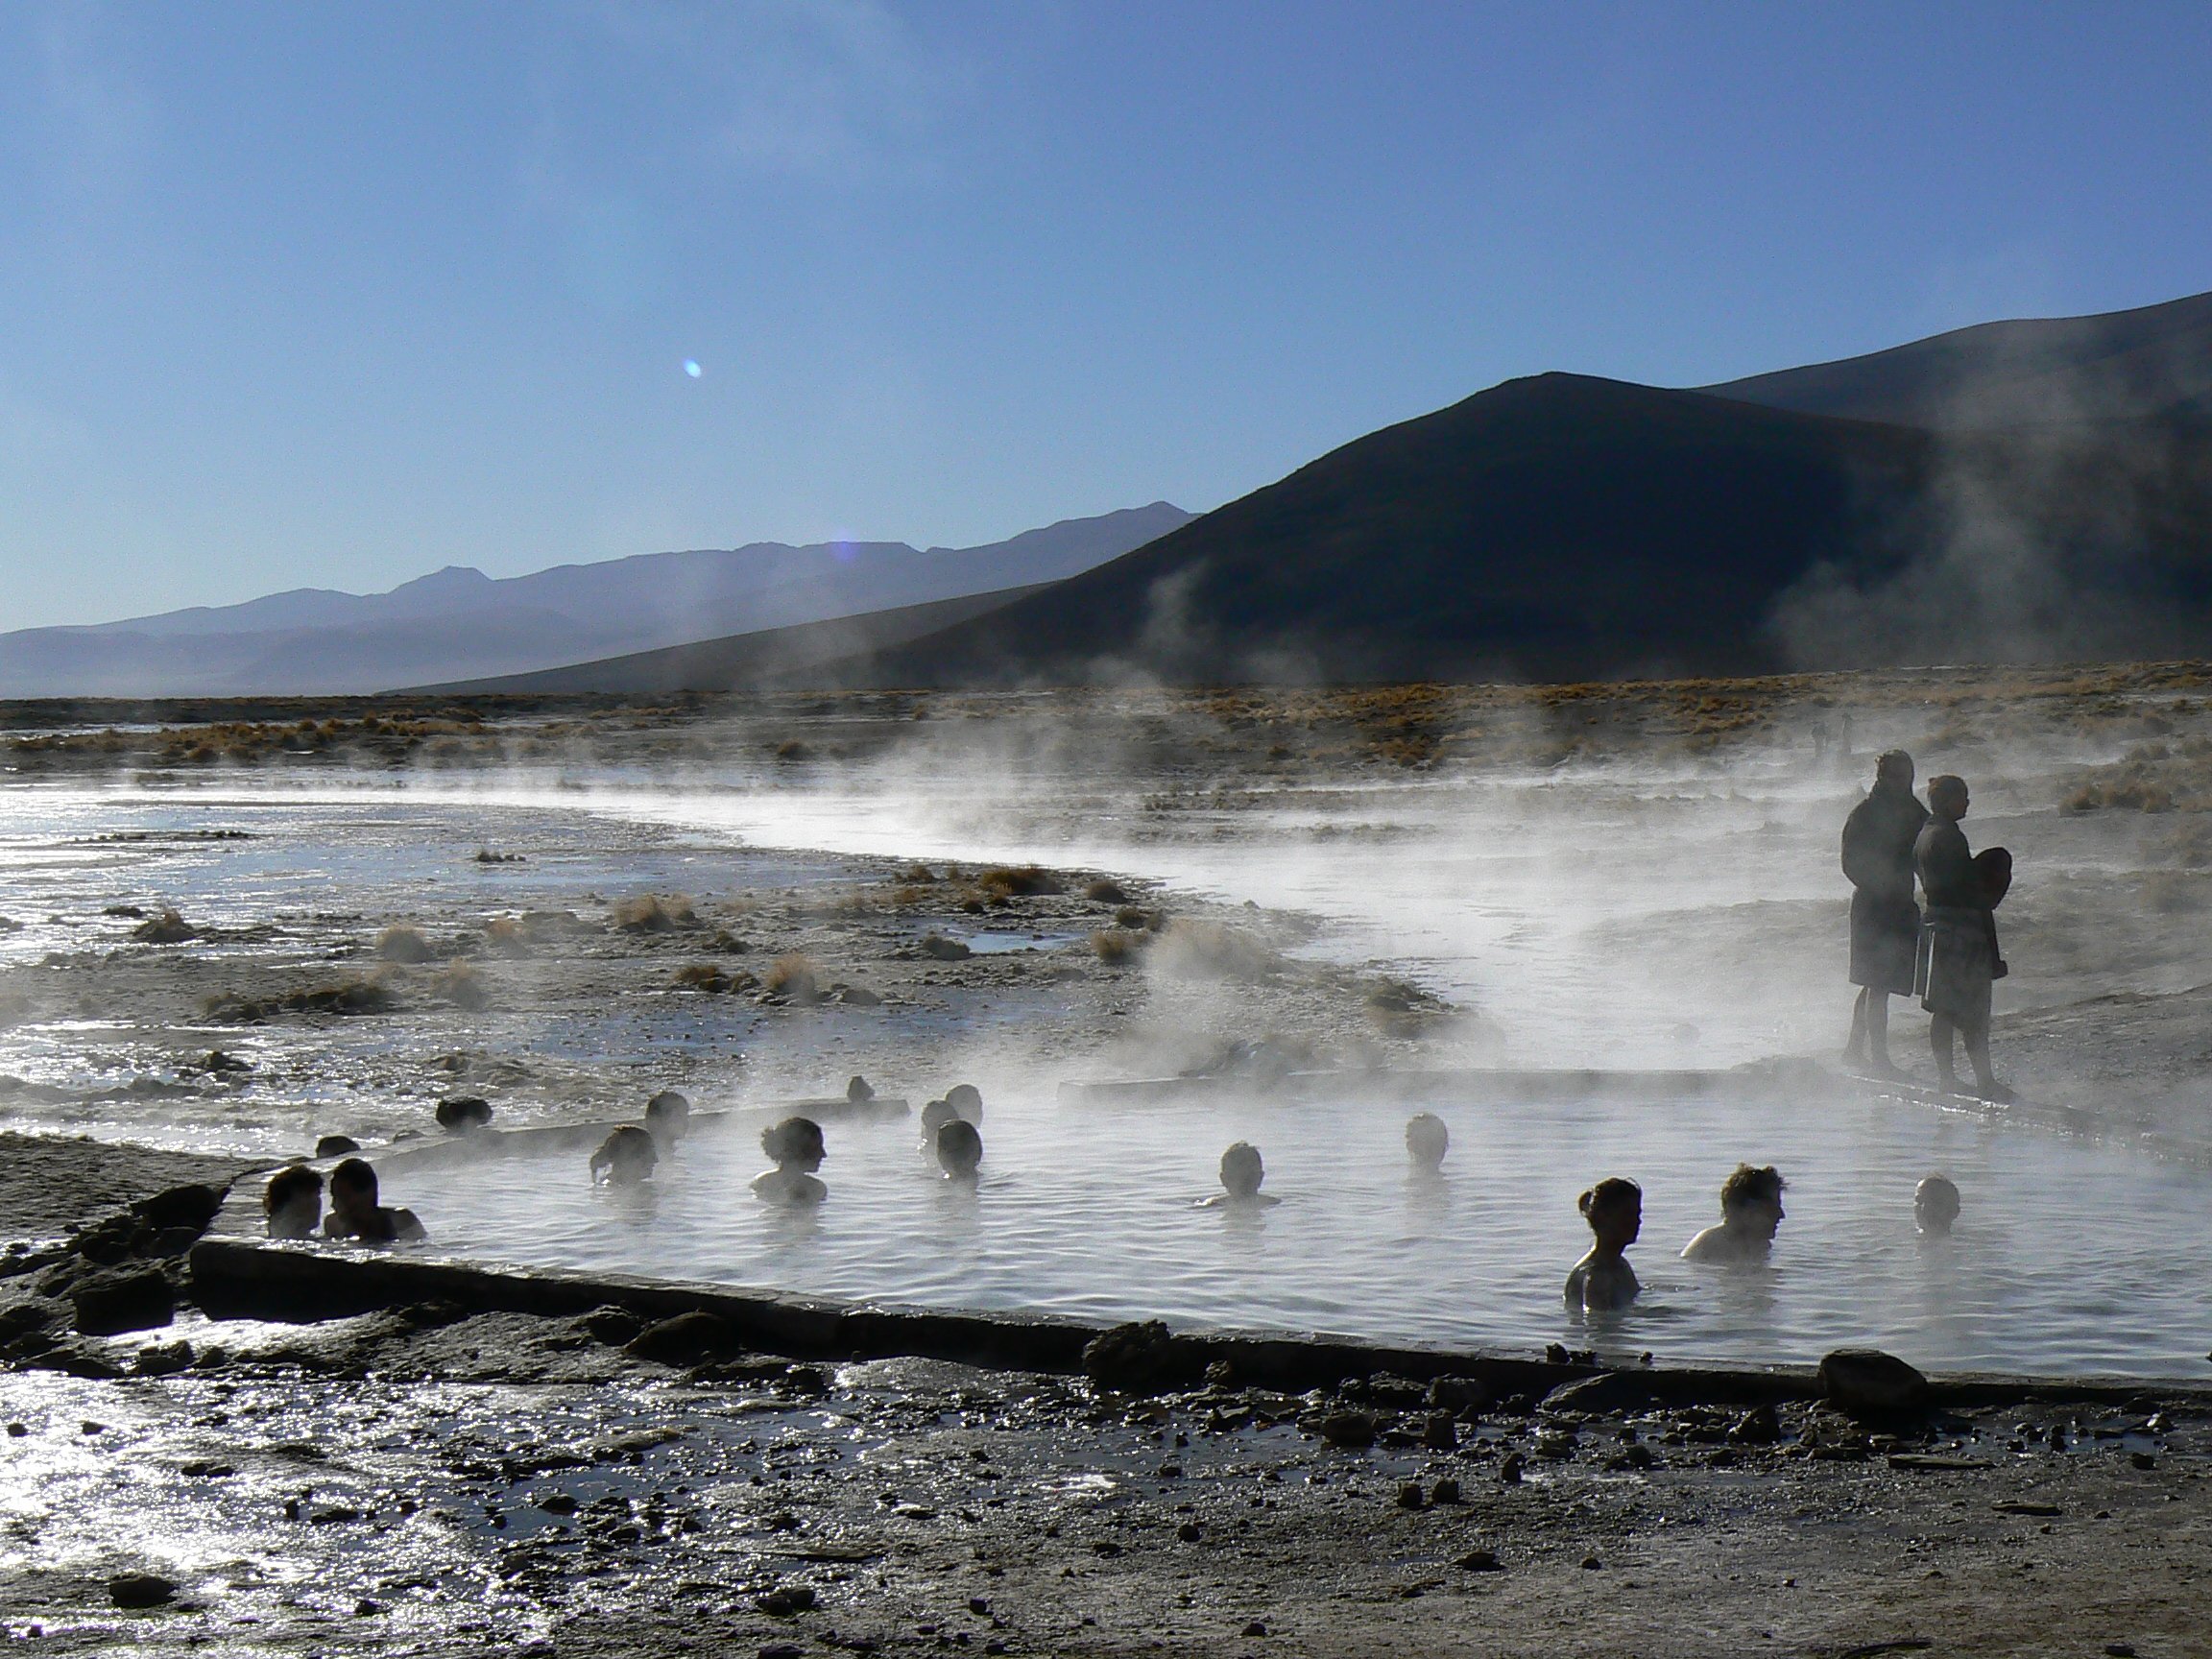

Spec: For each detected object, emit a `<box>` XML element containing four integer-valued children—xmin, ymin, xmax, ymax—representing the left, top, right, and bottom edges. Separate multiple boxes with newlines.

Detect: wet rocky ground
<box><xmin>3</xmin><ymin>1149</ymin><xmax>2209</xmax><ymax>1656</ymax></box>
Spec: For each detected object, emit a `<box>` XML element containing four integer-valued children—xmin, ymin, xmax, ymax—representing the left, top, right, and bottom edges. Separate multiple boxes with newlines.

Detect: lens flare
<box><xmin>683</xmin><ymin>359</ymin><xmax>702</xmax><ymax>378</ymax></box>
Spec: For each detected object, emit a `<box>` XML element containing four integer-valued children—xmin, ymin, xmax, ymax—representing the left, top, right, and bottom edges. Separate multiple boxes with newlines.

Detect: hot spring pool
<box><xmin>381</xmin><ymin>1090</ymin><xmax>2212</xmax><ymax>1379</ymax></box>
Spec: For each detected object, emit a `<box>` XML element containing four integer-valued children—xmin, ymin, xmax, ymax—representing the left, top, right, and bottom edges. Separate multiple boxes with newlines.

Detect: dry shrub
<box><xmin>1090</xmin><ymin>928</ymin><xmax>1146</xmax><ymax>965</ymax></box>
<box><xmin>2140</xmin><ymin>872</ymin><xmax>2208</xmax><ymax>915</ymax></box>
<box><xmin>920</xmin><ymin>933</ymin><xmax>971</xmax><ymax>961</ymax></box>
<box><xmin>2163</xmin><ymin>821</ymin><xmax>2212</xmax><ymax>868</ymax></box>
<box><xmin>1149</xmin><ymin>919</ymin><xmax>1286</xmax><ymax>981</ymax></box>
<box><xmin>132</xmin><ymin>909</ymin><xmax>196</xmax><ymax>944</ymax></box>
<box><xmin>1083</xmin><ymin>878</ymin><xmax>1132</xmax><ymax>904</ymax></box>
<box><xmin>764</xmin><ymin>952</ymin><xmax>820</xmax><ymax>1003</ymax></box>
<box><xmin>612</xmin><ymin>894</ymin><xmax>697</xmax><ymax>933</ymax></box>
<box><xmin>1114</xmin><ymin>905</ymin><xmax>1160</xmax><ymax>930</ymax></box>
<box><xmin>2063</xmin><ymin>778</ymin><xmax>2176</xmax><ymax>813</ymax></box>
<box><xmin>483</xmin><ymin>917</ymin><xmax>531</xmax><ymax>956</ymax></box>
<box><xmin>673</xmin><ymin>962</ymin><xmax>734</xmax><ymax>992</ymax></box>
<box><xmin>206</xmin><ymin>974</ymin><xmax>399</xmax><ymax>1022</ymax></box>
<box><xmin>375</xmin><ymin>925</ymin><xmax>437</xmax><ymax>964</ymax></box>
<box><xmin>976</xmin><ymin>865</ymin><xmax>1065</xmax><ymax>900</ymax></box>
<box><xmin>432</xmin><ymin>960</ymin><xmax>491</xmax><ymax>1010</ymax></box>
<box><xmin>888</xmin><ymin>885</ymin><xmax>931</xmax><ymax>909</ymax></box>
<box><xmin>898</xmin><ymin>864</ymin><xmax>938</xmax><ymax>884</ymax></box>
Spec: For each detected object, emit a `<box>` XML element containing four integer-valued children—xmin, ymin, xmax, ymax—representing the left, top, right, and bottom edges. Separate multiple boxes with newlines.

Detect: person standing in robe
<box><xmin>1840</xmin><ymin>749</ymin><xmax>1928</xmax><ymax>1076</ymax></box>
<box><xmin>1914</xmin><ymin>775</ymin><xmax>2012</xmax><ymax>1101</ymax></box>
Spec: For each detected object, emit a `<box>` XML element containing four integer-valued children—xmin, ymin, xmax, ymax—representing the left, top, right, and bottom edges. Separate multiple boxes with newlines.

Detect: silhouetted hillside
<box><xmin>1706</xmin><ymin>290</ymin><xmax>2212</xmax><ymax>428</ymax></box>
<box><xmin>829</xmin><ymin>373</ymin><xmax>2212</xmax><ymax>686</ymax></box>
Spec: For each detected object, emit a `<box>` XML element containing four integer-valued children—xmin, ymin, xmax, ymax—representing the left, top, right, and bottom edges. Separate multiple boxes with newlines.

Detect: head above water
<box><xmin>945</xmin><ymin>1083</ymin><xmax>982</xmax><ymax>1121</ymax></box>
<box><xmin>1219</xmin><ymin>1142</ymin><xmax>1266</xmax><ymax>1197</ymax></box>
<box><xmin>1927</xmin><ymin>774</ymin><xmax>1969</xmax><ymax>822</ymax></box>
<box><xmin>1874</xmin><ymin>749</ymin><xmax>1915</xmax><ymax>791</ymax></box>
<box><xmin>591</xmin><ymin>1124</ymin><xmax>658</xmax><ymax>1187</ymax></box>
<box><xmin>1404</xmin><ymin>1113</ymin><xmax>1449</xmax><ymax>1169</ymax></box>
<box><xmin>264</xmin><ymin>1164</ymin><xmax>324</xmax><ymax>1238</ymax></box>
<box><xmin>920</xmin><ymin>1099</ymin><xmax>956</xmax><ymax>1138</ymax></box>
<box><xmin>1915</xmin><ymin>1173</ymin><xmax>1961</xmax><ymax>1235</ymax></box>
<box><xmin>1719</xmin><ymin>1164</ymin><xmax>1787</xmax><ymax>1234</ymax></box>
<box><xmin>1578</xmin><ymin>1176</ymin><xmax>1643</xmax><ymax>1246</ymax></box>
<box><xmin>762</xmin><ymin>1116</ymin><xmax>826</xmax><ymax>1170</ymax></box>
<box><xmin>645</xmin><ymin>1091</ymin><xmax>690</xmax><ymax>1139</ymax></box>
<box><xmin>329</xmin><ymin>1157</ymin><xmax>379</xmax><ymax>1214</ymax></box>
<box><xmin>936</xmin><ymin>1118</ymin><xmax>983</xmax><ymax>1176</ymax></box>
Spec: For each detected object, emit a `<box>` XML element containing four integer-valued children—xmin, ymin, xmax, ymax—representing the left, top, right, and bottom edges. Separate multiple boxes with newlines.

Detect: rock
<box><xmin>1395</xmin><ymin>1480</ymin><xmax>1425</xmax><ymax>1509</ymax></box>
<box><xmin>625</xmin><ymin>1310</ymin><xmax>740</xmax><ymax>1368</ymax></box>
<box><xmin>434</xmin><ymin>1096</ymin><xmax>493</xmax><ymax>1134</ymax></box>
<box><xmin>132</xmin><ymin>1340</ymin><xmax>194</xmax><ymax>1377</ymax></box>
<box><xmin>1817</xmin><ymin>1348</ymin><xmax>1929</xmax><ymax>1421</ymax></box>
<box><xmin>1455</xmin><ymin>1549</ymin><xmax>1503</xmax><ymax>1572</ymax></box>
<box><xmin>835</xmin><ymin>985</ymin><xmax>882</xmax><ymax>1006</ymax></box>
<box><xmin>1540</xmin><ymin>1371</ymin><xmax>1654</xmax><ymax>1415</ymax></box>
<box><xmin>315</xmin><ymin>1135</ymin><xmax>361</xmax><ymax>1158</ymax></box>
<box><xmin>1423</xmin><ymin>1411</ymin><xmax>1458</xmax><ymax>1450</ymax></box>
<box><xmin>1728</xmin><ymin>1404</ymin><xmax>1782</xmax><ymax>1444</ymax></box>
<box><xmin>108</xmin><ymin>1572</ymin><xmax>178</xmax><ymax>1609</ymax></box>
<box><xmin>754</xmin><ymin>1585</ymin><xmax>815</xmax><ymax>1616</ymax></box>
<box><xmin>759</xmin><ymin>1647</ymin><xmax>806</xmax><ymax>1659</ymax></box>
<box><xmin>1430</xmin><ymin>1478</ymin><xmax>1462</xmax><ymax>1505</ymax></box>
<box><xmin>72</xmin><ymin>1267</ymin><xmax>174</xmax><ymax>1336</ymax></box>
<box><xmin>131</xmin><ymin>911</ymin><xmax>195</xmax><ymax>944</ymax></box>
<box><xmin>1498</xmin><ymin>1452</ymin><xmax>1526</xmax><ymax>1484</ymax></box>
<box><xmin>132</xmin><ymin>1184</ymin><xmax>223</xmax><ymax>1235</ymax></box>
<box><xmin>579</xmin><ymin>1306</ymin><xmax>643</xmax><ymax>1347</ymax></box>
<box><xmin>1320</xmin><ymin>1410</ymin><xmax>1378</xmax><ymax>1449</ymax></box>
<box><xmin>1177</xmin><ymin>1520</ymin><xmax>1203</xmax><ymax>1542</ymax></box>
<box><xmin>1241</xmin><ymin>1621</ymin><xmax>1269</xmax><ymax>1638</ymax></box>
<box><xmin>1081</xmin><ymin>1319</ymin><xmax>1180</xmax><ymax>1395</ymax></box>
<box><xmin>919</xmin><ymin>933</ymin><xmax>972</xmax><ymax>961</ymax></box>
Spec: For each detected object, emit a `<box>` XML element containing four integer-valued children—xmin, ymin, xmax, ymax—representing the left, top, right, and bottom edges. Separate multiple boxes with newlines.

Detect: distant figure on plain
<box><xmin>935</xmin><ymin>1118</ymin><xmax>984</xmax><ymax>1182</ymax></box>
<box><xmin>1681</xmin><ymin>1164</ymin><xmax>1786</xmax><ymax>1264</ymax></box>
<box><xmin>590</xmin><ymin>1124</ymin><xmax>659</xmax><ymax>1189</ymax></box>
<box><xmin>1915</xmin><ymin>775</ymin><xmax>2013</xmax><ymax>1101</ymax></box>
<box><xmin>1914</xmin><ymin>1173</ymin><xmax>1960</xmax><ymax>1237</ymax></box>
<box><xmin>1840</xmin><ymin>749</ymin><xmax>1928</xmax><ymax>1077</ymax></box>
<box><xmin>1200</xmin><ymin>1141</ymin><xmax>1280</xmax><ymax>1209</ymax></box>
<box><xmin>1564</xmin><ymin>1177</ymin><xmax>1642</xmax><ymax>1312</ymax></box>
<box><xmin>264</xmin><ymin>1165</ymin><xmax>323</xmax><ymax>1239</ymax></box>
<box><xmin>1404</xmin><ymin>1113</ymin><xmax>1450</xmax><ymax>1171</ymax></box>
<box><xmin>752</xmin><ymin>1117</ymin><xmax>828</xmax><ymax>1205</ymax></box>
<box><xmin>322</xmin><ymin>1157</ymin><xmax>427</xmax><ymax>1244</ymax></box>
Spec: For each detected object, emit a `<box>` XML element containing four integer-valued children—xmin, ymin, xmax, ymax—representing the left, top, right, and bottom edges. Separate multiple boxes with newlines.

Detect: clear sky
<box><xmin>5</xmin><ymin>2</ymin><xmax>2211</xmax><ymax>630</ymax></box>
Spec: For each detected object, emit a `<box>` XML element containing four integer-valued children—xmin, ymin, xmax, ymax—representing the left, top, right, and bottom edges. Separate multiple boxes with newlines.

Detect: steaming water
<box><xmin>389</xmin><ymin>1090</ymin><xmax>2212</xmax><ymax>1378</ymax></box>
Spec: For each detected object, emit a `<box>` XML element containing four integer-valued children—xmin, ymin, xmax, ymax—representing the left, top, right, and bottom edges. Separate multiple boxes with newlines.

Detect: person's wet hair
<box><xmin>944</xmin><ymin>1083</ymin><xmax>983</xmax><ymax>1121</ymax></box>
<box><xmin>645</xmin><ymin>1090</ymin><xmax>690</xmax><ymax>1136</ymax></box>
<box><xmin>920</xmin><ymin>1098</ymin><xmax>956</xmax><ymax>1137</ymax></box>
<box><xmin>1579</xmin><ymin>1176</ymin><xmax>1642</xmax><ymax>1225</ymax></box>
<box><xmin>1915</xmin><ymin>1172</ymin><xmax>1960</xmax><ymax>1234</ymax></box>
<box><xmin>264</xmin><ymin>1165</ymin><xmax>324</xmax><ymax>1238</ymax></box>
<box><xmin>1719</xmin><ymin>1164</ymin><xmax>1786</xmax><ymax>1213</ymax></box>
<box><xmin>1404</xmin><ymin>1113</ymin><xmax>1449</xmax><ymax>1169</ymax></box>
<box><xmin>762</xmin><ymin>1116</ymin><xmax>826</xmax><ymax>1166</ymax></box>
<box><xmin>1219</xmin><ymin>1141</ymin><xmax>1265</xmax><ymax>1197</ymax></box>
<box><xmin>936</xmin><ymin>1118</ymin><xmax>983</xmax><ymax>1175</ymax></box>
<box><xmin>330</xmin><ymin>1157</ymin><xmax>379</xmax><ymax>1204</ymax></box>
<box><xmin>591</xmin><ymin>1124</ymin><xmax>658</xmax><ymax>1187</ymax></box>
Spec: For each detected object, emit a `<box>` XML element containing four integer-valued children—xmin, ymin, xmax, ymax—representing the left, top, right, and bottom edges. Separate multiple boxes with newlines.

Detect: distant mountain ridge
<box><xmin>0</xmin><ymin>503</ymin><xmax>1192</xmax><ymax>696</ymax></box>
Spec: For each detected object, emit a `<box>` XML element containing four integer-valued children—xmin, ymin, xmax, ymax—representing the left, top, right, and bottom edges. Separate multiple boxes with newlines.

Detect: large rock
<box><xmin>1540</xmin><ymin>1372</ymin><xmax>1656</xmax><ymax>1415</ymax></box>
<box><xmin>1818</xmin><ymin>1348</ymin><xmax>1929</xmax><ymax>1420</ymax></box>
<box><xmin>71</xmin><ymin>1267</ymin><xmax>176</xmax><ymax>1336</ymax></box>
<box><xmin>108</xmin><ymin>1572</ymin><xmax>178</xmax><ymax>1609</ymax></box>
<box><xmin>625</xmin><ymin>1310</ymin><xmax>740</xmax><ymax>1368</ymax></box>
<box><xmin>1081</xmin><ymin>1319</ymin><xmax>1180</xmax><ymax>1395</ymax></box>
<box><xmin>132</xmin><ymin>1183</ymin><xmax>224</xmax><ymax>1236</ymax></box>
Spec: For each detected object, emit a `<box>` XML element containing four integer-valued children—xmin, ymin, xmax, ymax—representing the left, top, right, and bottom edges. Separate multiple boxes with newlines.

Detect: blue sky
<box><xmin>4</xmin><ymin>2</ymin><xmax>2210</xmax><ymax>630</ymax></box>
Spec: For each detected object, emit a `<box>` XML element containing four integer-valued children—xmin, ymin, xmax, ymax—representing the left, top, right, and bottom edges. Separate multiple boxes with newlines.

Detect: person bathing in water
<box><xmin>1405</xmin><ymin>1113</ymin><xmax>1449</xmax><ymax>1172</ymax></box>
<box><xmin>1680</xmin><ymin>1164</ymin><xmax>1785</xmax><ymax>1264</ymax></box>
<box><xmin>1915</xmin><ymin>775</ymin><xmax>2013</xmax><ymax>1101</ymax></box>
<box><xmin>264</xmin><ymin>1165</ymin><xmax>323</xmax><ymax>1239</ymax></box>
<box><xmin>323</xmin><ymin>1158</ymin><xmax>426</xmax><ymax>1244</ymax></box>
<box><xmin>1199</xmin><ymin>1142</ymin><xmax>1281</xmax><ymax>1209</ymax></box>
<box><xmin>590</xmin><ymin>1124</ymin><xmax>659</xmax><ymax>1188</ymax></box>
<box><xmin>1840</xmin><ymin>749</ymin><xmax>1928</xmax><ymax>1077</ymax></box>
<box><xmin>644</xmin><ymin>1090</ymin><xmax>689</xmax><ymax>1149</ymax></box>
<box><xmin>752</xmin><ymin>1117</ymin><xmax>829</xmax><ymax>1204</ymax></box>
<box><xmin>1914</xmin><ymin>1173</ymin><xmax>1960</xmax><ymax>1236</ymax></box>
<box><xmin>1564</xmin><ymin>1177</ymin><xmax>1642</xmax><ymax>1311</ymax></box>
<box><xmin>934</xmin><ymin>1118</ymin><xmax>984</xmax><ymax>1183</ymax></box>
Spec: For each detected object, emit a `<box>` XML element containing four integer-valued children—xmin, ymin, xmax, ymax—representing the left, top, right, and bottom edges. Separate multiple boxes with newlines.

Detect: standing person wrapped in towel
<box><xmin>1914</xmin><ymin>775</ymin><xmax>2013</xmax><ymax>1101</ymax></box>
<box><xmin>1840</xmin><ymin>749</ymin><xmax>1928</xmax><ymax>1076</ymax></box>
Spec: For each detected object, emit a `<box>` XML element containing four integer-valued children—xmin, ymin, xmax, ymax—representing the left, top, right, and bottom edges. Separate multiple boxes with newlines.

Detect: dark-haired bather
<box><xmin>1565</xmin><ymin>1177</ymin><xmax>1642</xmax><ymax>1311</ymax></box>
<box><xmin>323</xmin><ymin>1158</ymin><xmax>427</xmax><ymax>1244</ymax></box>
<box><xmin>753</xmin><ymin>1117</ymin><xmax>828</xmax><ymax>1204</ymax></box>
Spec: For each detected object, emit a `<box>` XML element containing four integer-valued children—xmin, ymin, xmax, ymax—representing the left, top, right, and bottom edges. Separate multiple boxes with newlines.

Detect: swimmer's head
<box><xmin>944</xmin><ymin>1083</ymin><xmax>982</xmax><ymax>1122</ymax></box>
<box><xmin>591</xmin><ymin>1124</ymin><xmax>658</xmax><ymax>1187</ymax></box>
<box><xmin>920</xmin><ymin>1099</ymin><xmax>956</xmax><ymax>1139</ymax></box>
<box><xmin>762</xmin><ymin>1117</ymin><xmax>826</xmax><ymax>1171</ymax></box>
<box><xmin>645</xmin><ymin>1090</ymin><xmax>690</xmax><ymax>1141</ymax></box>
<box><xmin>1219</xmin><ymin>1142</ymin><xmax>1265</xmax><ymax>1198</ymax></box>
<box><xmin>1928</xmin><ymin>774</ymin><xmax>1969</xmax><ymax>821</ymax></box>
<box><xmin>1875</xmin><ymin>748</ymin><xmax>1914</xmax><ymax>790</ymax></box>
<box><xmin>328</xmin><ymin>1157</ymin><xmax>380</xmax><ymax>1217</ymax></box>
<box><xmin>1404</xmin><ymin>1113</ymin><xmax>1449</xmax><ymax>1169</ymax></box>
<box><xmin>936</xmin><ymin>1118</ymin><xmax>983</xmax><ymax>1176</ymax></box>
<box><xmin>264</xmin><ymin>1164</ymin><xmax>324</xmax><ymax>1239</ymax></box>
<box><xmin>1719</xmin><ymin>1164</ymin><xmax>1786</xmax><ymax>1237</ymax></box>
<box><xmin>846</xmin><ymin>1074</ymin><xmax>875</xmax><ymax>1104</ymax></box>
<box><xmin>1914</xmin><ymin>1173</ymin><xmax>1960</xmax><ymax>1235</ymax></box>
<box><xmin>1578</xmin><ymin>1176</ymin><xmax>1643</xmax><ymax>1248</ymax></box>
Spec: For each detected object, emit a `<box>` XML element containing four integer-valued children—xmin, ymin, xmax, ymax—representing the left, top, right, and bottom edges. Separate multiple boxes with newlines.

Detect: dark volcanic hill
<box><xmin>820</xmin><ymin>373</ymin><xmax>2212</xmax><ymax>686</ymax></box>
<box><xmin>1705</xmin><ymin>289</ymin><xmax>2212</xmax><ymax>428</ymax></box>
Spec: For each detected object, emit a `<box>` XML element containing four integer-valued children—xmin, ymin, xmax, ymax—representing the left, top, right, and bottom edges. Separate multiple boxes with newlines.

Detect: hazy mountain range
<box><xmin>0</xmin><ymin>503</ymin><xmax>1192</xmax><ymax>697</ymax></box>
